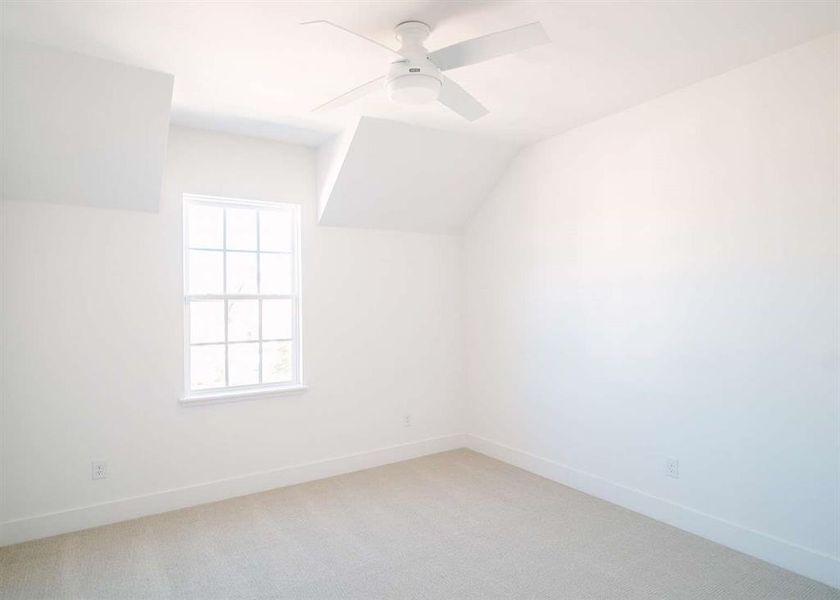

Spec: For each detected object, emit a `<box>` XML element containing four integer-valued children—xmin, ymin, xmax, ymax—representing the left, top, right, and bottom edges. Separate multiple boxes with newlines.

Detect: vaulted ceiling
<box><xmin>3</xmin><ymin>1</ymin><xmax>837</xmax><ymax>146</ymax></box>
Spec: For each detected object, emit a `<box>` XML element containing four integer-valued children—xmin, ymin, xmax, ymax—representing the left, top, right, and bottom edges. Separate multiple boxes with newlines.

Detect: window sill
<box><xmin>180</xmin><ymin>384</ymin><xmax>308</xmax><ymax>407</ymax></box>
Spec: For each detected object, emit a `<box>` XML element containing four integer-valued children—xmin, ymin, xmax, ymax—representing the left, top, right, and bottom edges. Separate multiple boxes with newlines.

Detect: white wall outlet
<box><xmin>91</xmin><ymin>461</ymin><xmax>107</xmax><ymax>480</ymax></box>
<box><xmin>404</xmin><ymin>414</ymin><xmax>411</xmax><ymax>427</ymax></box>
<box><xmin>665</xmin><ymin>457</ymin><xmax>680</xmax><ymax>479</ymax></box>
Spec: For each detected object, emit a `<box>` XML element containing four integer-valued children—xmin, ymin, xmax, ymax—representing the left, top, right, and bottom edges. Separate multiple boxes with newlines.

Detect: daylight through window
<box><xmin>183</xmin><ymin>194</ymin><xmax>302</xmax><ymax>400</ymax></box>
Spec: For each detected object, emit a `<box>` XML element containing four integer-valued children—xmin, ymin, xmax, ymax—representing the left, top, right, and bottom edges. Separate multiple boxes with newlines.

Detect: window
<box><xmin>182</xmin><ymin>194</ymin><xmax>303</xmax><ymax>403</ymax></box>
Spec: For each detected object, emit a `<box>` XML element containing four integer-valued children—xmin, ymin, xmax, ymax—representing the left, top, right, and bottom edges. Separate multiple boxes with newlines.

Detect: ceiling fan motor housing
<box><xmin>307</xmin><ymin>18</ymin><xmax>548</xmax><ymax>119</ymax></box>
<box><xmin>386</xmin><ymin>60</ymin><xmax>442</xmax><ymax>104</ymax></box>
<box><xmin>387</xmin><ymin>21</ymin><xmax>441</xmax><ymax>104</ymax></box>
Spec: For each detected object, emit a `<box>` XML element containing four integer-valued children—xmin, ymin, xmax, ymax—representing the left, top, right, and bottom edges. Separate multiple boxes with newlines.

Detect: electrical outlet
<box><xmin>404</xmin><ymin>414</ymin><xmax>411</xmax><ymax>427</ymax></box>
<box><xmin>665</xmin><ymin>457</ymin><xmax>680</xmax><ymax>479</ymax></box>
<box><xmin>91</xmin><ymin>461</ymin><xmax>107</xmax><ymax>480</ymax></box>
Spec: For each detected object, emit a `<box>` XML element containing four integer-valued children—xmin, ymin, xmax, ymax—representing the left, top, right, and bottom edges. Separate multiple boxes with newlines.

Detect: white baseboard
<box><xmin>465</xmin><ymin>434</ymin><xmax>839</xmax><ymax>590</ymax></box>
<box><xmin>0</xmin><ymin>433</ymin><xmax>467</xmax><ymax>547</ymax></box>
<box><xmin>4</xmin><ymin>432</ymin><xmax>836</xmax><ymax>590</ymax></box>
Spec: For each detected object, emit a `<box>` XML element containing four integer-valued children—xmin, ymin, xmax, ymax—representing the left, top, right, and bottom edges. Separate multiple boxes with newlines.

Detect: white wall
<box><xmin>1</xmin><ymin>30</ymin><xmax>836</xmax><ymax>589</ymax></box>
<box><xmin>317</xmin><ymin>117</ymin><xmax>518</xmax><ymax>234</ymax></box>
<box><xmin>1</xmin><ymin>41</ymin><xmax>173</xmax><ymax>212</ymax></box>
<box><xmin>1</xmin><ymin>126</ymin><xmax>463</xmax><ymax>539</ymax></box>
<box><xmin>463</xmin><ymin>34</ymin><xmax>839</xmax><ymax>584</ymax></box>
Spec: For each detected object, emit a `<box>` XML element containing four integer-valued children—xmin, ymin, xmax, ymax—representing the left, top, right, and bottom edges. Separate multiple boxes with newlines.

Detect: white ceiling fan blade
<box><xmin>438</xmin><ymin>76</ymin><xmax>488</xmax><ymax>121</ymax></box>
<box><xmin>312</xmin><ymin>75</ymin><xmax>385</xmax><ymax>113</ymax></box>
<box><xmin>301</xmin><ymin>20</ymin><xmax>402</xmax><ymax>58</ymax></box>
<box><xmin>429</xmin><ymin>22</ymin><xmax>549</xmax><ymax>71</ymax></box>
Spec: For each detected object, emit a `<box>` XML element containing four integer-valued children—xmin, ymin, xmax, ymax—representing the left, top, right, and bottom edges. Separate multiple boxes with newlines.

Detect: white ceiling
<box><xmin>2</xmin><ymin>1</ymin><xmax>837</xmax><ymax>147</ymax></box>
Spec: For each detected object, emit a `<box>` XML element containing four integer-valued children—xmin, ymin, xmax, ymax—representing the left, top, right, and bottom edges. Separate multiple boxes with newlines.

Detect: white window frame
<box><xmin>181</xmin><ymin>194</ymin><xmax>305</xmax><ymax>405</ymax></box>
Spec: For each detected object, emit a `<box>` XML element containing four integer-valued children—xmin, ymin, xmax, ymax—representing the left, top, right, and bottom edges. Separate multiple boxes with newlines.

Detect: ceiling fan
<box><xmin>302</xmin><ymin>19</ymin><xmax>550</xmax><ymax>121</ymax></box>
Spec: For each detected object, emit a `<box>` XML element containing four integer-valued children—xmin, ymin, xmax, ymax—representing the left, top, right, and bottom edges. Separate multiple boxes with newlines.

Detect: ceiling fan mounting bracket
<box><xmin>395</xmin><ymin>21</ymin><xmax>431</xmax><ymax>45</ymax></box>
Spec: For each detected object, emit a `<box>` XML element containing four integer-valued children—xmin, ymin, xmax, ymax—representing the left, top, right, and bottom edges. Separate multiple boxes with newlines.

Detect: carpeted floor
<box><xmin>1</xmin><ymin>449</ymin><xmax>837</xmax><ymax>599</ymax></box>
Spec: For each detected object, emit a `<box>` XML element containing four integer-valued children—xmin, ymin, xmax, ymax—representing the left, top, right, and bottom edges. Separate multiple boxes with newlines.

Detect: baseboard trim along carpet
<box><xmin>0</xmin><ymin>433</ymin><xmax>467</xmax><ymax>547</ymax></box>
<box><xmin>465</xmin><ymin>434</ymin><xmax>839</xmax><ymax>590</ymax></box>
<box><xmin>4</xmin><ymin>432</ymin><xmax>836</xmax><ymax>590</ymax></box>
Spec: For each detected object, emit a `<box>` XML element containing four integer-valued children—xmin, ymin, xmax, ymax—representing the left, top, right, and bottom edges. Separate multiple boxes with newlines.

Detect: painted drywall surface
<box><xmin>316</xmin><ymin>119</ymin><xmax>360</xmax><ymax>220</ymax></box>
<box><xmin>463</xmin><ymin>33</ymin><xmax>839</xmax><ymax>560</ymax></box>
<box><xmin>3</xmin><ymin>2</ymin><xmax>837</xmax><ymax>145</ymax></box>
<box><xmin>318</xmin><ymin>117</ymin><xmax>518</xmax><ymax>234</ymax></box>
<box><xmin>0</xmin><ymin>126</ymin><xmax>463</xmax><ymax>523</ymax></box>
<box><xmin>1</xmin><ymin>41</ymin><xmax>173</xmax><ymax>212</ymax></box>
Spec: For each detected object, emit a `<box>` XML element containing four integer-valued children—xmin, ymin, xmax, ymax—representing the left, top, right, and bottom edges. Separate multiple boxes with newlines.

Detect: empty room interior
<box><xmin>1</xmin><ymin>1</ymin><xmax>839</xmax><ymax>598</ymax></box>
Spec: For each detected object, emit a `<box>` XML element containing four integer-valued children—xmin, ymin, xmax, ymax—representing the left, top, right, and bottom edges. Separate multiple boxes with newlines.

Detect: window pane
<box><xmin>189</xmin><ymin>250</ymin><xmax>223</xmax><ymax>295</ymax></box>
<box><xmin>191</xmin><ymin>344</ymin><xmax>225</xmax><ymax>390</ymax></box>
<box><xmin>190</xmin><ymin>300</ymin><xmax>225</xmax><ymax>343</ymax></box>
<box><xmin>229</xmin><ymin>342</ymin><xmax>259</xmax><ymax>386</ymax></box>
<box><xmin>263</xmin><ymin>341</ymin><xmax>292</xmax><ymax>383</ymax></box>
<box><xmin>259</xmin><ymin>209</ymin><xmax>292</xmax><ymax>252</ymax></box>
<box><xmin>226</xmin><ymin>208</ymin><xmax>257</xmax><ymax>251</ymax></box>
<box><xmin>260</xmin><ymin>253</ymin><xmax>292</xmax><ymax>295</ymax></box>
<box><xmin>184</xmin><ymin>198</ymin><xmax>301</xmax><ymax>397</ymax></box>
<box><xmin>226</xmin><ymin>252</ymin><xmax>258</xmax><ymax>294</ymax></box>
<box><xmin>262</xmin><ymin>299</ymin><xmax>292</xmax><ymax>340</ymax></box>
<box><xmin>188</xmin><ymin>204</ymin><xmax>223</xmax><ymax>249</ymax></box>
<box><xmin>228</xmin><ymin>300</ymin><xmax>258</xmax><ymax>341</ymax></box>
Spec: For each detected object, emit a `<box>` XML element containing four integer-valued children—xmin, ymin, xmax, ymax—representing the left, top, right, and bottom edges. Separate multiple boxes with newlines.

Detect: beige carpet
<box><xmin>1</xmin><ymin>449</ymin><xmax>837</xmax><ymax>600</ymax></box>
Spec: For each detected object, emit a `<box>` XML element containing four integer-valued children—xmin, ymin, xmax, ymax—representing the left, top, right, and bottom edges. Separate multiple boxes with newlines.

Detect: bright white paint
<box><xmin>0</xmin><ymin>126</ymin><xmax>463</xmax><ymax>535</ymax></box>
<box><xmin>463</xmin><ymin>34</ymin><xmax>839</xmax><ymax>586</ymax></box>
<box><xmin>1</xmin><ymin>13</ymin><xmax>837</xmax><ymax>590</ymax></box>
<box><xmin>0</xmin><ymin>434</ymin><xmax>465</xmax><ymax>546</ymax></box>
<box><xmin>2</xmin><ymin>2</ymin><xmax>836</xmax><ymax>145</ymax></box>
<box><xmin>318</xmin><ymin>117</ymin><xmax>518</xmax><ymax>233</ymax></box>
<box><xmin>0</xmin><ymin>40</ymin><xmax>173</xmax><ymax>212</ymax></box>
<box><xmin>316</xmin><ymin>119</ymin><xmax>360</xmax><ymax>220</ymax></box>
<box><xmin>466</xmin><ymin>434</ymin><xmax>840</xmax><ymax>589</ymax></box>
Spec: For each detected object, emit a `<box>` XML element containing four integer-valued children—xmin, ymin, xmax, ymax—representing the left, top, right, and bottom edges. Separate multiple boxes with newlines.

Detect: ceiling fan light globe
<box><xmin>387</xmin><ymin>74</ymin><xmax>441</xmax><ymax>104</ymax></box>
